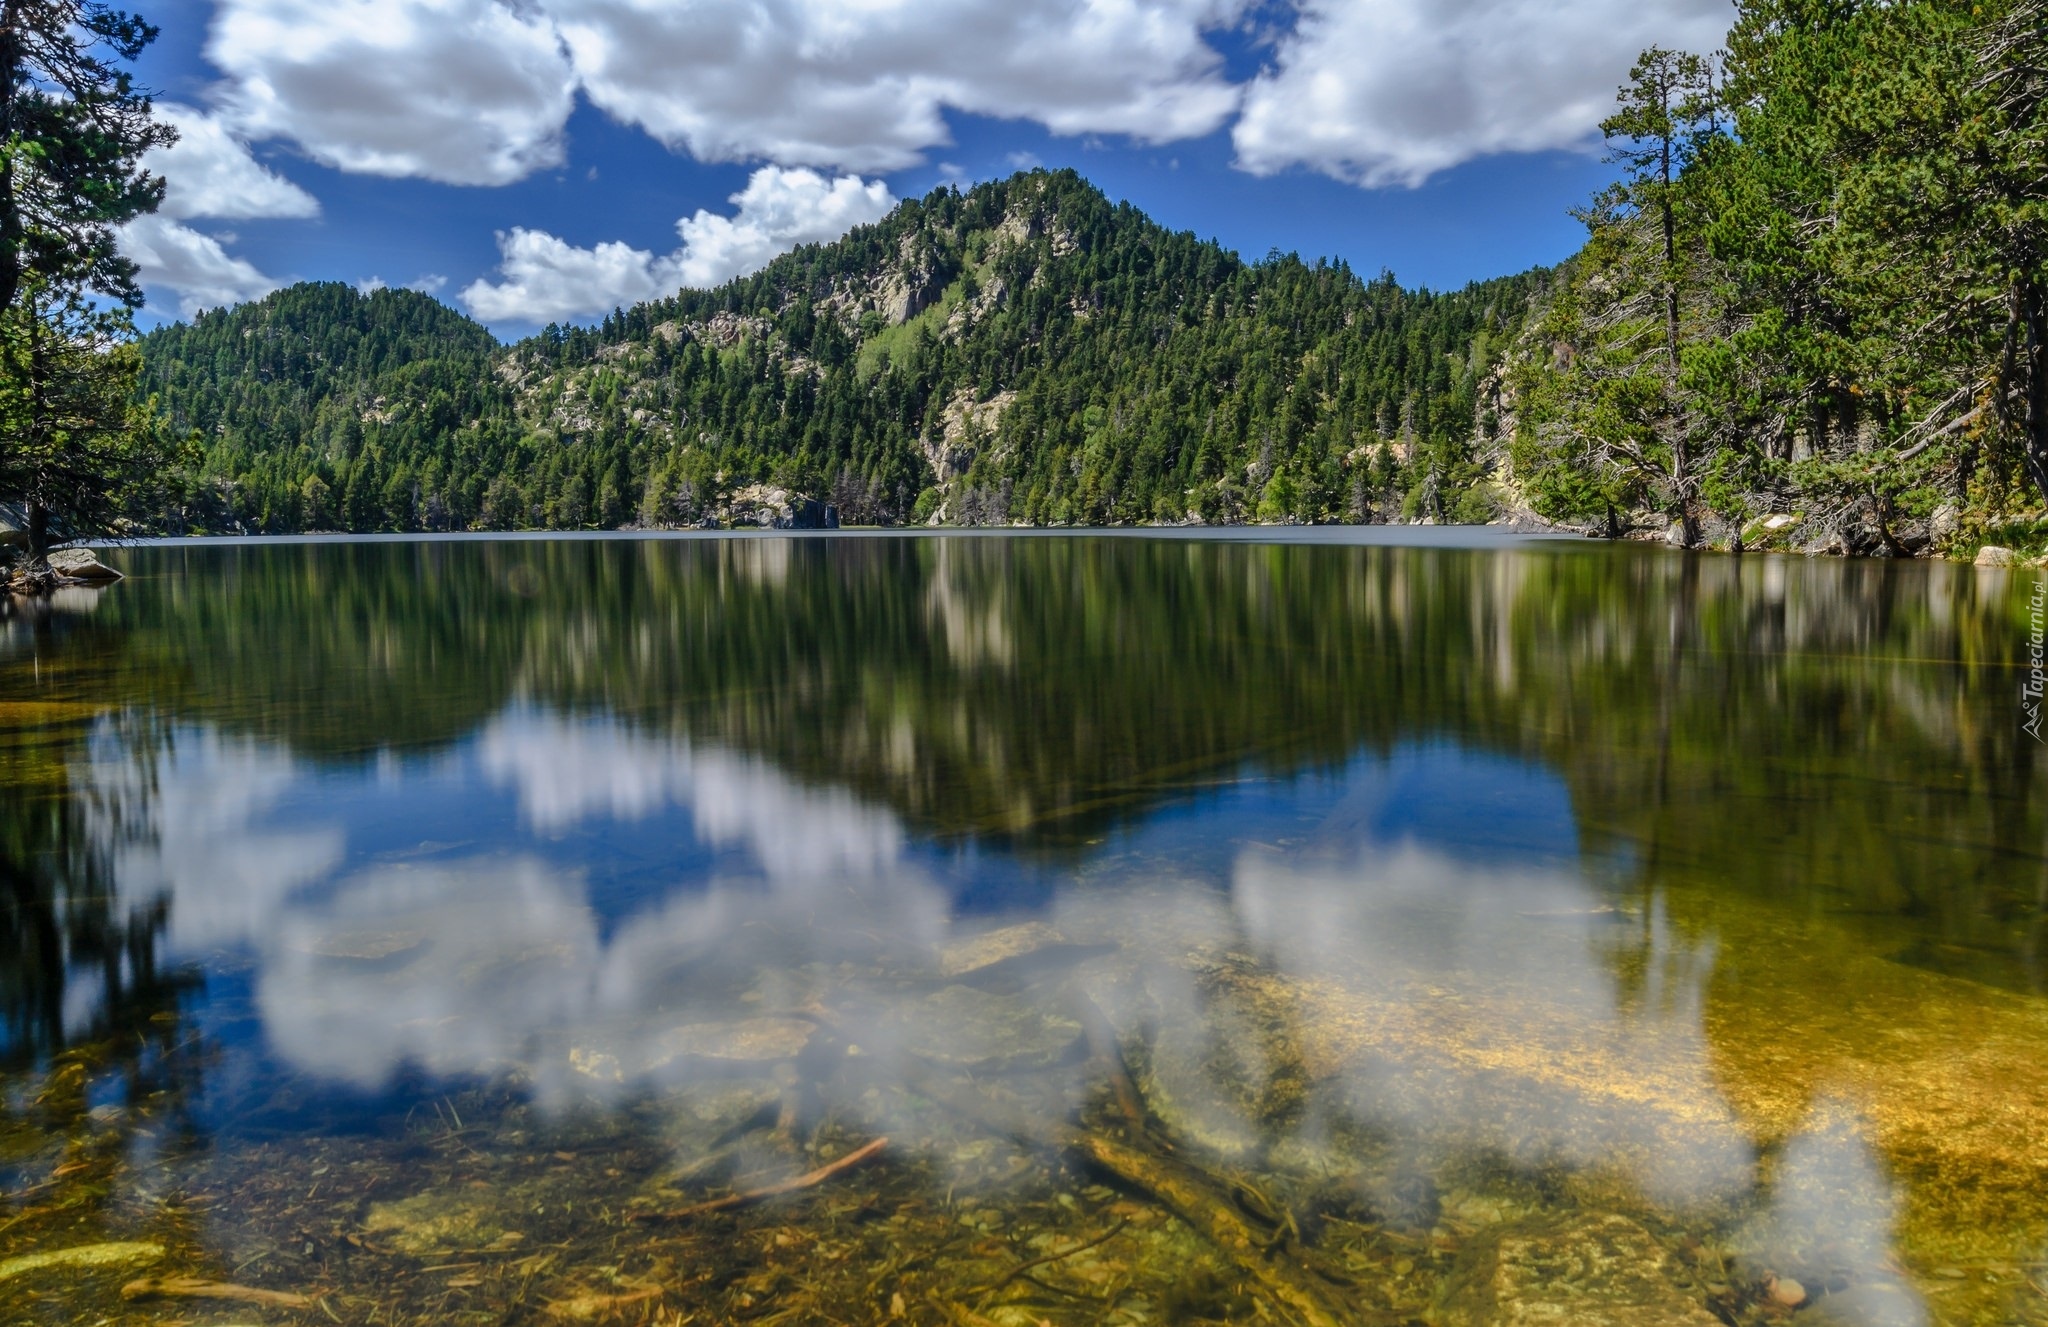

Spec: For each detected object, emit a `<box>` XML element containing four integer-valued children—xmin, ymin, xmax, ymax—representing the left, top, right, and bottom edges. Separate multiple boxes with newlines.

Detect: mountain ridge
<box><xmin>137</xmin><ymin>170</ymin><xmax>1545</xmax><ymax>533</ymax></box>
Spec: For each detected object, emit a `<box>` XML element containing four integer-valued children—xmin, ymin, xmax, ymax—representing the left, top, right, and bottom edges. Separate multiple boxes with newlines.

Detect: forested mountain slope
<box><xmin>1504</xmin><ymin>0</ymin><xmax>2048</xmax><ymax>557</ymax></box>
<box><xmin>137</xmin><ymin>171</ymin><xmax>1543</xmax><ymax>532</ymax></box>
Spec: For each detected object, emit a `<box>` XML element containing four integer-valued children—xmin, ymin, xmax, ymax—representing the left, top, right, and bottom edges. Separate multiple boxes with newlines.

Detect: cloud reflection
<box><xmin>1222</xmin><ymin>843</ymin><xmax>1755</xmax><ymax>1209</ymax></box>
<box><xmin>262</xmin><ymin>859</ymin><xmax>601</xmax><ymax>1087</ymax></box>
<box><xmin>477</xmin><ymin>708</ymin><xmax>904</xmax><ymax>878</ymax></box>
<box><xmin>86</xmin><ymin>725</ymin><xmax>346</xmax><ymax>956</ymax></box>
<box><xmin>75</xmin><ymin>714</ymin><xmax>1919</xmax><ymax>1290</ymax></box>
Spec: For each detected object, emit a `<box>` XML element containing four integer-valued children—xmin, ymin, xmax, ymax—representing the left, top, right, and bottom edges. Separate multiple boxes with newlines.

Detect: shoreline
<box><xmin>37</xmin><ymin>521</ymin><xmax>2043</xmax><ymax>566</ymax></box>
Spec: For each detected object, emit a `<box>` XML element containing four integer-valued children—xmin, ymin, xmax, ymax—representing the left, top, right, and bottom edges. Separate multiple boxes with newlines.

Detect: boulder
<box><xmin>776</xmin><ymin>497</ymin><xmax>840</xmax><ymax>530</ymax></box>
<box><xmin>1132</xmin><ymin>1019</ymin><xmax>1266</xmax><ymax>1161</ymax></box>
<box><xmin>47</xmin><ymin>547</ymin><xmax>121</xmax><ymax>581</ymax></box>
<box><xmin>1436</xmin><ymin>1212</ymin><xmax>1720</xmax><ymax>1327</ymax></box>
<box><xmin>1975</xmin><ymin>544</ymin><xmax>2020</xmax><ymax>568</ymax></box>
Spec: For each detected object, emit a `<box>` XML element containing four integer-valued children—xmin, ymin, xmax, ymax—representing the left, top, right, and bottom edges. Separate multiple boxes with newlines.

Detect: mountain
<box><xmin>136</xmin><ymin>170</ymin><xmax>1546</xmax><ymax>533</ymax></box>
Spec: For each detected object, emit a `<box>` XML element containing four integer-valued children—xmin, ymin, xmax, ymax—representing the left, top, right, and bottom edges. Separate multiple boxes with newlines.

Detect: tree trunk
<box><xmin>25</xmin><ymin>500</ymin><xmax>47</xmax><ymax>563</ymax></box>
<box><xmin>1659</xmin><ymin>132</ymin><xmax>1700</xmax><ymax>549</ymax></box>
<box><xmin>0</xmin><ymin>8</ymin><xmax>20</xmax><ymax>318</ymax></box>
<box><xmin>9</xmin><ymin>502</ymin><xmax>54</xmax><ymax>594</ymax></box>
<box><xmin>2023</xmin><ymin>274</ymin><xmax>2048</xmax><ymax>511</ymax></box>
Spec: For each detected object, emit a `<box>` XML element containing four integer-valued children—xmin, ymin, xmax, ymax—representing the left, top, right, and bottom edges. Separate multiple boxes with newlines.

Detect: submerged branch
<box><xmin>121</xmin><ymin>1275</ymin><xmax>315</xmax><ymax>1308</ymax></box>
<box><xmin>629</xmin><ymin>1136</ymin><xmax>888</xmax><ymax>1221</ymax></box>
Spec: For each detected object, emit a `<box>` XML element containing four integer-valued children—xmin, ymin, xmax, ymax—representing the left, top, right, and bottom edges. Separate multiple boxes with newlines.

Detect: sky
<box><xmin>120</xmin><ymin>0</ymin><xmax>1736</xmax><ymax>340</ymax></box>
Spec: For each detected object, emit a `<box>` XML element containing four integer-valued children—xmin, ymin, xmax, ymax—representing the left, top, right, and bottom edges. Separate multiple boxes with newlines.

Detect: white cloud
<box><xmin>193</xmin><ymin>0</ymin><xmax>1245</xmax><ymax>185</ymax></box>
<box><xmin>183</xmin><ymin>0</ymin><xmax>1735</xmax><ymax>202</ymax></box>
<box><xmin>148</xmin><ymin>102</ymin><xmax>320</xmax><ymax>221</ymax></box>
<box><xmin>206</xmin><ymin>0</ymin><xmax>577</xmax><ymax>186</ymax></box>
<box><xmin>551</xmin><ymin>0</ymin><xmax>1249</xmax><ymax>173</ymax></box>
<box><xmin>1232</xmin><ymin>0</ymin><xmax>1732</xmax><ymax>186</ymax></box>
<box><xmin>459</xmin><ymin>228</ymin><xmax>671</xmax><ymax>324</ymax></box>
<box><xmin>118</xmin><ymin>103</ymin><xmax>316</xmax><ymax>314</ymax></box>
<box><xmin>117</xmin><ymin>214</ymin><xmax>286</xmax><ymax>314</ymax></box>
<box><xmin>460</xmin><ymin>165</ymin><xmax>894</xmax><ymax>323</ymax></box>
<box><xmin>671</xmin><ymin>166</ymin><xmax>895</xmax><ymax>285</ymax></box>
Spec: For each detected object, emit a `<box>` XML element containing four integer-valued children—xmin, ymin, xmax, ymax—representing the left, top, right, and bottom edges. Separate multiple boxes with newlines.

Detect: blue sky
<box><xmin>121</xmin><ymin>0</ymin><xmax>1733</xmax><ymax>341</ymax></box>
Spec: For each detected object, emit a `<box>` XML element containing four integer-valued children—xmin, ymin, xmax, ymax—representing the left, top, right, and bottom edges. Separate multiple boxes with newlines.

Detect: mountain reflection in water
<box><xmin>0</xmin><ymin>533</ymin><xmax>2037</xmax><ymax>1327</ymax></box>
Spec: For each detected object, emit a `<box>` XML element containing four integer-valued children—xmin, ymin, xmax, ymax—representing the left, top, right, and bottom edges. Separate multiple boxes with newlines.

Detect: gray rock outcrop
<box><xmin>47</xmin><ymin>548</ymin><xmax>122</xmax><ymax>581</ymax></box>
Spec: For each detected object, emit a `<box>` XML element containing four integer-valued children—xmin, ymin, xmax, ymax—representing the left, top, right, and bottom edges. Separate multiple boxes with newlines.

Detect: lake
<box><xmin>0</xmin><ymin>531</ymin><xmax>2041</xmax><ymax>1327</ymax></box>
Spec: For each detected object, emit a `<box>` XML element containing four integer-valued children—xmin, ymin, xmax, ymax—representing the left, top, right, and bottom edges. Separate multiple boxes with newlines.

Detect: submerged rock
<box><xmin>0</xmin><ymin>1240</ymin><xmax>164</xmax><ymax>1282</ymax></box>
<box><xmin>644</xmin><ymin>1017</ymin><xmax>816</xmax><ymax>1070</ymax></box>
<box><xmin>901</xmin><ymin>985</ymin><xmax>1083</xmax><ymax>1072</ymax></box>
<box><xmin>364</xmin><ymin>1191</ymin><xmax>521</xmax><ymax>1255</ymax></box>
<box><xmin>1135</xmin><ymin>1021</ymin><xmax>1265</xmax><ymax>1160</ymax></box>
<box><xmin>937</xmin><ymin>920</ymin><xmax>1113</xmax><ymax>982</ymax></box>
<box><xmin>559</xmin><ymin>1017</ymin><xmax>815</xmax><ymax>1089</ymax></box>
<box><xmin>1801</xmin><ymin>1281</ymin><xmax>1927</xmax><ymax>1327</ymax></box>
<box><xmin>1436</xmin><ymin>1212</ymin><xmax>1720</xmax><ymax>1327</ymax></box>
<box><xmin>652</xmin><ymin>1079</ymin><xmax>783</xmax><ymax>1153</ymax></box>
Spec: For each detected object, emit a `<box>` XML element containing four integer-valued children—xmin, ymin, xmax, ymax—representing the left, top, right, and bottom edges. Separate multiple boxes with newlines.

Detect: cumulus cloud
<box><xmin>85</xmin><ymin>725</ymin><xmax>346</xmax><ymax>961</ymax></box>
<box><xmin>183</xmin><ymin>0</ymin><xmax>1735</xmax><ymax>203</ymax></box>
<box><xmin>151</xmin><ymin>102</ymin><xmax>321</xmax><ymax>221</ymax></box>
<box><xmin>1233</xmin><ymin>0</ymin><xmax>1732</xmax><ymax>186</ymax></box>
<box><xmin>476</xmin><ymin>708</ymin><xmax>906</xmax><ymax>879</ymax></box>
<box><xmin>206</xmin><ymin>0</ymin><xmax>576</xmax><ymax>186</ymax></box>
<box><xmin>193</xmin><ymin>0</ymin><xmax>1244</xmax><ymax>184</ymax></box>
<box><xmin>460</xmin><ymin>165</ymin><xmax>894</xmax><ymax>323</ymax></box>
<box><xmin>669</xmin><ymin>167</ymin><xmax>896</xmax><ymax>285</ymax></box>
<box><xmin>118</xmin><ymin>214</ymin><xmax>287</xmax><ymax>315</ymax></box>
<box><xmin>118</xmin><ymin>103</ymin><xmax>318</xmax><ymax>313</ymax></box>
<box><xmin>552</xmin><ymin>0</ymin><xmax>1249</xmax><ymax>172</ymax></box>
<box><xmin>459</xmin><ymin>229</ymin><xmax>673</xmax><ymax>325</ymax></box>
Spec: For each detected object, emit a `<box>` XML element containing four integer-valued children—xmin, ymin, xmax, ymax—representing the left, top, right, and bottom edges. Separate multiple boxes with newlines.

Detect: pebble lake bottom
<box><xmin>0</xmin><ymin>529</ymin><xmax>2039</xmax><ymax>1327</ymax></box>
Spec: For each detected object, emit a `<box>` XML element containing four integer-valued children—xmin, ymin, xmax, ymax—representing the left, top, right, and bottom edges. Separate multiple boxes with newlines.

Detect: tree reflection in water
<box><xmin>0</xmin><ymin>533</ymin><xmax>2035</xmax><ymax>1326</ymax></box>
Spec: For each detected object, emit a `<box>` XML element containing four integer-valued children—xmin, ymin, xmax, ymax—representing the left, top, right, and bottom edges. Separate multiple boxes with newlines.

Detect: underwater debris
<box><xmin>634</xmin><ymin>1136</ymin><xmax>889</xmax><ymax>1220</ymax></box>
<box><xmin>543</xmin><ymin>1278</ymin><xmax>665</xmax><ymax>1319</ymax></box>
<box><xmin>1435</xmin><ymin>1212</ymin><xmax>1720</xmax><ymax>1327</ymax></box>
<box><xmin>121</xmin><ymin>1273</ymin><xmax>316</xmax><ymax>1307</ymax></box>
<box><xmin>906</xmin><ymin>1065</ymin><xmax>1375</xmax><ymax>1327</ymax></box>
<box><xmin>966</xmin><ymin>1217</ymin><xmax>1129</xmax><ymax>1296</ymax></box>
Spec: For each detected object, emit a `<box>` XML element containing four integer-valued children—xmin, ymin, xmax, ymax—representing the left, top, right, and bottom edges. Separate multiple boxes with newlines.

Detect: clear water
<box><xmin>0</xmin><ymin>532</ymin><xmax>2041</xmax><ymax>1326</ymax></box>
